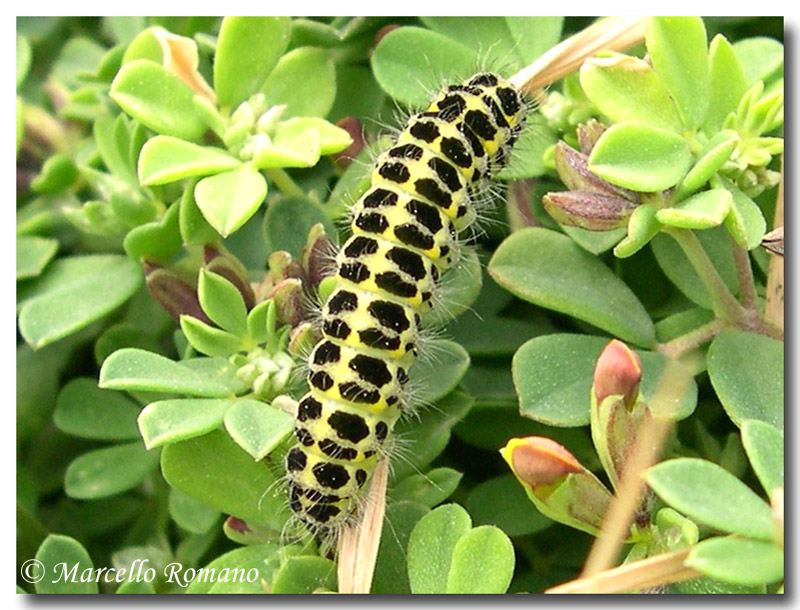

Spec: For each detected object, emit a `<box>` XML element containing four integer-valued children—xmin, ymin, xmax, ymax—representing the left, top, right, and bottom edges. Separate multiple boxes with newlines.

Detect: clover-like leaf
<box><xmin>138</xmin><ymin>398</ymin><xmax>234</xmax><ymax>449</ymax></box>
<box><xmin>489</xmin><ymin>228</ymin><xmax>656</xmax><ymax>347</ymax></box>
<box><xmin>646</xmin><ymin>17</ymin><xmax>710</xmax><ymax>129</ymax></box>
<box><xmin>741</xmin><ymin>419</ymin><xmax>783</xmax><ymax>499</ymax></box>
<box><xmin>260</xmin><ymin>47</ymin><xmax>336</xmax><ymax>118</ymax></box>
<box><xmin>138</xmin><ymin>136</ymin><xmax>241</xmax><ymax>186</ymax></box>
<box><xmin>223</xmin><ymin>400</ymin><xmax>294</xmax><ymax>461</ymax></box>
<box><xmin>588</xmin><ymin>122</ymin><xmax>693</xmax><ymax>192</ymax></box>
<box><xmin>705</xmin><ymin>35</ymin><xmax>748</xmax><ymax>133</ymax></box>
<box><xmin>65</xmin><ymin>441</ymin><xmax>160</xmax><ymax>499</ymax></box>
<box><xmin>110</xmin><ymin>59</ymin><xmax>207</xmax><ymax>141</ymax></box>
<box><xmin>18</xmin><ymin>255</ymin><xmax>142</xmax><ymax>349</ymax></box>
<box><xmin>686</xmin><ymin>537</ymin><xmax>782</xmax><ymax>586</ymax></box>
<box><xmin>580</xmin><ymin>53</ymin><xmax>684</xmax><ymax>132</ymax></box>
<box><xmin>214</xmin><ymin>17</ymin><xmax>291</xmax><ymax>109</ymax></box>
<box><xmin>194</xmin><ymin>166</ymin><xmax>268</xmax><ymax>237</ymax></box>
<box><xmin>656</xmin><ymin>189</ymin><xmax>732</xmax><ymax>230</ymax></box>
<box><xmin>613</xmin><ymin>203</ymin><xmax>661</xmax><ymax>258</ymax></box>
<box><xmin>99</xmin><ymin>348</ymin><xmax>233</xmax><ymax>397</ymax></box>
<box><xmin>371</xmin><ymin>26</ymin><xmax>475</xmax><ymax>107</ymax></box>
<box><xmin>707</xmin><ymin>330</ymin><xmax>783</xmax><ymax>429</ymax></box>
<box><xmin>646</xmin><ymin>457</ymin><xmax>774</xmax><ymax>540</ymax></box>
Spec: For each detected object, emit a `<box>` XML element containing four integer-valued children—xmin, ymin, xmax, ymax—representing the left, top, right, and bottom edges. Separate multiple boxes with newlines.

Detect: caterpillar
<box><xmin>285</xmin><ymin>72</ymin><xmax>527</xmax><ymax>534</ymax></box>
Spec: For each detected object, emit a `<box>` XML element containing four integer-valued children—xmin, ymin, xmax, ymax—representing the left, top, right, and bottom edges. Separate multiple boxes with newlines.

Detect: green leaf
<box><xmin>17</xmin><ymin>34</ymin><xmax>31</xmax><ymax>89</ymax></box>
<box><xmin>705</xmin><ymin>35</ymin><xmax>748</xmax><ymax>132</ymax></box>
<box><xmin>271</xmin><ymin>555</ymin><xmax>336</xmax><ymax>594</ymax></box>
<box><xmin>489</xmin><ymin>228</ymin><xmax>656</xmax><ymax>347</ymax></box>
<box><xmin>741</xmin><ymin>419</ymin><xmax>783</xmax><ymax>498</ymax></box>
<box><xmin>372</xmin><ymin>501</ymin><xmax>430</xmax><ymax>594</ymax></box>
<box><xmin>686</xmin><ymin>537</ymin><xmax>783</xmax><ymax>586</ymax></box>
<box><xmin>223</xmin><ymin>400</ymin><xmax>294</xmax><ymax>460</ymax></box>
<box><xmin>31</xmin><ymin>154</ymin><xmax>78</xmax><ymax>193</ymax></box>
<box><xmin>707</xmin><ymin>330</ymin><xmax>783</xmax><ymax>429</ymax></box>
<box><xmin>93</xmin><ymin>115</ymin><xmax>137</xmax><ymax>184</ymax></box>
<box><xmin>252</xmin><ymin>126</ymin><xmax>321</xmax><ymax>168</ymax></box>
<box><xmin>35</xmin><ymin>535</ymin><xmax>98</xmax><ymax>594</ymax></box>
<box><xmin>169</xmin><ymin>488</ymin><xmax>221</xmax><ymax>534</ymax></box>
<box><xmin>715</xmin><ymin>177</ymin><xmax>767</xmax><ymax>250</ymax></box>
<box><xmin>646</xmin><ymin>458</ymin><xmax>774</xmax><ymax>540</ymax></box>
<box><xmin>110</xmin><ymin>59</ymin><xmax>207</xmax><ymax>141</ymax></box>
<box><xmin>180</xmin><ymin>316</ymin><xmax>244</xmax><ymax>357</ymax></box>
<box><xmin>423</xmin><ymin>247</ymin><xmax>482</xmax><ymax>330</ymax></box>
<box><xmin>650</xmin><ymin>227</ymin><xmax>738</xmax><ymax>310</ymax></box>
<box><xmin>513</xmin><ymin>334</ymin><xmax>696</xmax><ymax>426</ymax></box>
<box><xmin>613</xmin><ymin>203</ymin><xmax>661</xmax><ymax>258</ymax></box>
<box><xmin>408</xmin><ymin>340</ymin><xmax>470</xmax><ymax>405</ymax></box>
<box><xmin>579</xmin><ymin>53</ymin><xmax>684</xmax><ymax>132</ymax></box>
<box><xmin>498</xmin><ymin>114</ymin><xmax>559</xmax><ymax>180</ymax></box>
<box><xmin>260</xmin><ymin>47</ymin><xmax>336</xmax><ymax>118</ymax></box>
<box><xmin>465</xmin><ymin>474</ymin><xmax>552</xmax><ymax>537</ymax></box>
<box><xmin>588</xmin><ymin>122</ymin><xmax>693</xmax><ymax>192</ymax></box>
<box><xmin>389</xmin><ymin>468</ymin><xmax>462</xmax><ymax>508</ymax></box>
<box><xmin>54</xmin><ymin>378</ymin><xmax>140</xmax><ymax>441</ymax></box>
<box><xmin>656</xmin><ymin>189</ymin><xmax>732</xmax><ymax>229</ymax></box>
<box><xmin>161</xmin><ymin>429</ymin><xmax>289</xmax><ymax>531</ymax></box>
<box><xmin>195</xmin><ymin>166</ymin><xmax>267</xmax><ymax>237</ymax></box>
<box><xmin>272</xmin><ymin>118</ymin><xmax>352</xmax><ymax>155</ymax></box>
<box><xmin>407</xmin><ymin>504</ymin><xmax>472</xmax><ymax>594</ymax></box>
<box><xmin>179</xmin><ymin>181</ymin><xmax>218</xmax><ymax>245</ymax></box>
<box><xmin>18</xmin><ymin>255</ymin><xmax>142</xmax><ymax>349</ymax></box>
<box><xmin>16</xmin><ymin>236</ymin><xmax>58</xmax><ymax>280</ymax></box>
<box><xmin>138</xmin><ymin>136</ymin><xmax>240</xmax><ymax>186</ymax></box>
<box><xmin>504</xmin><ymin>17</ymin><xmax>564</xmax><ymax>65</ymax></box>
<box><xmin>446</xmin><ymin>526</ymin><xmax>515</xmax><ymax>594</ymax></box>
<box><xmin>185</xmin><ymin>544</ymin><xmax>278</xmax><ymax>593</ymax></box>
<box><xmin>734</xmin><ymin>37</ymin><xmax>784</xmax><ymax>86</ymax></box>
<box><xmin>421</xmin><ymin>17</ymin><xmax>559</xmax><ymax>70</ymax></box>
<box><xmin>197</xmin><ymin>268</ymin><xmax>248</xmax><ymax>336</ymax></box>
<box><xmin>371</xmin><ymin>26</ymin><xmax>475</xmax><ymax>107</ymax></box>
<box><xmin>263</xmin><ymin>195</ymin><xmax>336</xmax><ymax>259</ymax></box>
<box><xmin>99</xmin><ymin>348</ymin><xmax>233</xmax><ymax>397</ymax></box>
<box><xmin>646</xmin><ymin>17</ymin><xmax>709</xmax><ymax>129</ymax></box>
<box><xmin>138</xmin><ymin>398</ymin><xmax>234</xmax><ymax>449</ymax></box>
<box><xmin>65</xmin><ymin>441</ymin><xmax>160</xmax><ymax>499</ymax></box>
<box><xmin>677</xmin><ymin>130</ymin><xmax>739</xmax><ymax>198</ymax></box>
<box><xmin>391</xmin><ymin>391</ymin><xmax>474</xmax><ymax>482</ymax></box>
<box><xmin>214</xmin><ymin>17</ymin><xmax>291</xmax><ymax>109</ymax></box>
<box><xmin>123</xmin><ymin>199</ymin><xmax>182</xmax><ymax>263</ymax></box>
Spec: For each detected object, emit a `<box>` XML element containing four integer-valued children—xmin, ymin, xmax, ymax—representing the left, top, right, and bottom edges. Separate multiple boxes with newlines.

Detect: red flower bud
<box><xmin>593</xmin><ymin>339</ymin><xmax>642</xmax><ymax>408</ymax></box>
<box><xmin>507</xmin><ymin>436</ymin><xmax>583</xmax><ymax>488</ymax></box>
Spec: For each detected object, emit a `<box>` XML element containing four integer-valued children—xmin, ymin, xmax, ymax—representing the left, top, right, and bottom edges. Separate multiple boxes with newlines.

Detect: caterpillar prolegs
<box><xmin>285</xmin><ymin>72</ymin><xmax>527</xmax><ymax>533</ymax></box>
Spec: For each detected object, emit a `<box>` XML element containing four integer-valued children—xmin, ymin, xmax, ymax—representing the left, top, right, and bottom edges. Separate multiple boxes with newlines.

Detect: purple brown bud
<box><xmin>593</xmin><ymin>339</ymin><xmax>642</xmax><ymax>408</ymax></box>
<box><xmin>577</xmin><ymin>119</ymin><xmax>607</xmax><ymax>155</ymax></box>
<box><xmin>543</xmin><ymin>190</ymin><xmax>639</xmax><ymax>231</ymax></box>
<box><xmin>331</xmin><ymin>117</ymin><xmax>365</xmax><ymax>168</ymax></box>
<box><xmin>144</xmin><ymin>263</ymin><xmax>211</xmax><ymax>325</ymax></box>
<box><xmin>762</xmin><ymin>226</ymin><xmax>784</xmax><ymax>257</ymax></box>
<box><xmin>553</xmin><ymin>141</ymin><xmax>639</xmax><ymax>201</ymax></box>
<box><xmin>204</xmin><ymin>244</ymin><xmax>256</xmax><ymax>310</ymax></box>
<box><xmin>288</xmin><ymin>321</ymin><xmax>321</xmax><ymax>357</ymax></box>
<box><xmin>268</xmin><ymin>278</ymin><xmax>306</xmax><ymax>327</ymax></box>
<box><xmin>301</xmin><ymin>223</ymin><xmax>335</xmax><ymax>290</ymax></box>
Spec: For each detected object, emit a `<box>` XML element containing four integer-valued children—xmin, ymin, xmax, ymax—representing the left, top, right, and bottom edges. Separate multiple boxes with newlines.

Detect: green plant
<box><xmin>17</xmin><ymin>16</ymin><xmax>783</xmax><ymax>595</ymax></box>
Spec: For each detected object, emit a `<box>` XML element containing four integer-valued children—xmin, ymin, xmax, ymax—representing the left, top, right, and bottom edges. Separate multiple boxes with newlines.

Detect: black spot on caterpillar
<box><xmin>286</xmin><ymin>72</ymin><xmax>526</xmax><ymax>534</ymax></box>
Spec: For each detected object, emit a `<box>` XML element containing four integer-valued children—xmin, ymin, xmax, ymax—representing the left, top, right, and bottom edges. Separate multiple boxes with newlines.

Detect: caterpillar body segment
<box><xmin>286</xmin><ymin>72</ymin><xmax>527</xmax><ymax>532</ymax></box>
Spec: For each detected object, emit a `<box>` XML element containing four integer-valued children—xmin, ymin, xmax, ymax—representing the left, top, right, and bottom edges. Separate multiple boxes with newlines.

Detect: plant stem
<box><xmin>730</xmin><ymin>239</ymin><xmax>759</xmax><ymax>313</ymax></box>
<box><xmin>265</xmin><ymin>167</ymin><xmax>303</xmax><ymax>197</ymax></box>
<box><xmin>658</xmin><ymin>318</ymin><xmax>725</xmax><ymax>359</ymax></box>
<box><xmin>666</xmin><ymin>228</ymin><xmax>744</xmax><ymax>322</ymax></box>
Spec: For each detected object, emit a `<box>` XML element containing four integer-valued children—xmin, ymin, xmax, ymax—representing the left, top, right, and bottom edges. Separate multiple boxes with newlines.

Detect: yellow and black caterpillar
<box><xmin>286</xmin><ymin>72</ymin><xmax>527</xmax><ymax>532</ymax></box>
